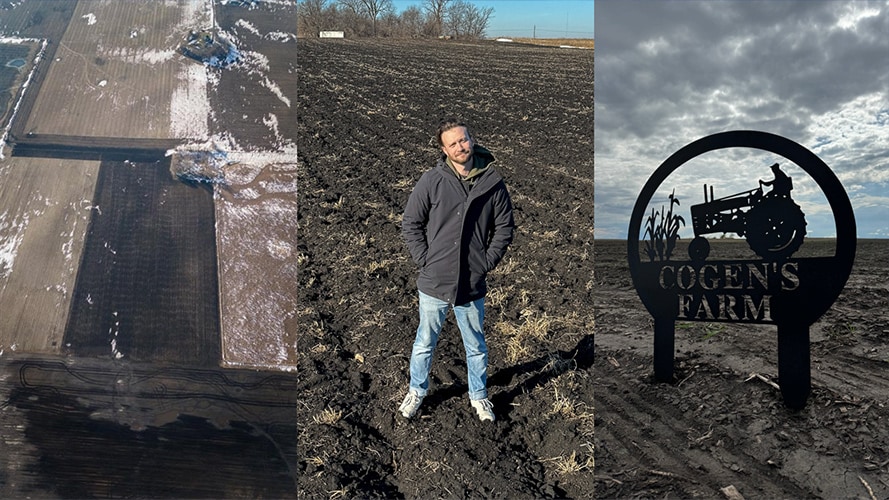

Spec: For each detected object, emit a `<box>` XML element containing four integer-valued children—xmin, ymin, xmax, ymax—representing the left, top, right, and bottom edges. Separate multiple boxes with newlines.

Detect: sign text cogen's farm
<box><xmin>657</xmin><ymin>260</ymin><xmax>799</xmax><ymax>321</ymax></box>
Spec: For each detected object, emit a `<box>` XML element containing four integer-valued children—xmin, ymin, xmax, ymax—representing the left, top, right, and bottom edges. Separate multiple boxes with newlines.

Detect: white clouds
<box><xmin>596</xmin><ymin>0</ymin><xmax>889</xmax><ymax>239</ymax></box>
<box><xmin>834</xmin><ymin>3</ymin><xmax>883</xmax><ymax>31</ymax></box>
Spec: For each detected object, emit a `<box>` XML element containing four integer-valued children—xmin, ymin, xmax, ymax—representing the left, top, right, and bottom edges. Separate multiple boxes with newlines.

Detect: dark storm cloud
<box><xmin>595</xmin><ymin>0</ymin><xmax>889</xmax><ymax>238</ymax></box>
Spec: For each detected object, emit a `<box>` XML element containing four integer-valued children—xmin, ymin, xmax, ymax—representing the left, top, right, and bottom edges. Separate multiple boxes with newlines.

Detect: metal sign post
<box><xmin>628</xmin><ymin>131</ymin><xmax>856</xmax><ymax>410</ymax></box>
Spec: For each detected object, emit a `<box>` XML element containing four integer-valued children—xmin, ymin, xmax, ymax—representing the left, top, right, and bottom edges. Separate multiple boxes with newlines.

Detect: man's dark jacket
<box><xmin>402</xmin><ymin>145</ymin><xmax>515</xmax><ymax>305</ymax></box>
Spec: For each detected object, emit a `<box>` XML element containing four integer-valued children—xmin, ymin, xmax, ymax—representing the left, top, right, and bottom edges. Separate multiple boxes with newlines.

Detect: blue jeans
<box><xmin>409</xmin><ymin>291</ymin><xmax>488</xmax><ymax>401</ymax></box>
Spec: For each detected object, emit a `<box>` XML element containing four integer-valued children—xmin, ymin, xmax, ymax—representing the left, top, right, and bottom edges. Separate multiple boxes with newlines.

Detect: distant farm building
<box><xmin>319</xmin><ymin>31</ymin><xmax>344</xmax><ymax>38</ymax></box>
<box><xmin>180</xmin><ymin>30</ymin><xmax>240</xmax><ymax>67</ymax></box>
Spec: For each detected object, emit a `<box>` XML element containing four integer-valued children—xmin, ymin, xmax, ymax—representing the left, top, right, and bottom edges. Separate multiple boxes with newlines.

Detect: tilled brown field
<box><xmin>297</xmin><ymin>39</ymin><xmax>595</xmax><ymax>498</ymax></box>
<box><xmin>594</xmin><ymin>239</ymin><xmax>889</xmax><ymax>498</ymax></box>
<box><xmin>63</xmin><ymin>158</ymin><xmax>220</xmax><ymax>366</ymax></box>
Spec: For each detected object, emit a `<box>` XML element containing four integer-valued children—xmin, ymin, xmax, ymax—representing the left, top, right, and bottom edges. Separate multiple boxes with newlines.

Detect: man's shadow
<box><xmin>421</xmin><ymin>334</ymin><xmax>595</xmax><ymax>419</ymax></box>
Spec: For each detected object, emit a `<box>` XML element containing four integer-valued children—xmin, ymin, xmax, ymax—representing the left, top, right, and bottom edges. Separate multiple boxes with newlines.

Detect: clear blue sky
<box><xmin>391</xmin><ymin>0</ymin><xmax>594</xmax><ymax>38</ymax></box>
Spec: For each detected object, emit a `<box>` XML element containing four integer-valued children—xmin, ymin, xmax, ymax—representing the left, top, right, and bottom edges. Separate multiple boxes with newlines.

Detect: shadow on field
<box><xmin>0</xmin><ymin>355</ymin><xmax>297</xmax><ymax>498</ymax></box>
<box><xmin>423</xmin><ymin>334</ymin><xmax>596</xmax><ymax>419</ymax></box>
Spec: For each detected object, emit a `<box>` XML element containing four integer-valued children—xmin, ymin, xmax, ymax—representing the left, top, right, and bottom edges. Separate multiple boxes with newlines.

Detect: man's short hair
<box><xmin>436</xmin><ymin>118</ymin><xmax>472</xmax><ymax>147</ymax></box>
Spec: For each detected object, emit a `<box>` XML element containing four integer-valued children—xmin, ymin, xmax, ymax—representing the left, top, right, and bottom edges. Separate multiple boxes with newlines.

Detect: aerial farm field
<box><xmin>0</xmin><ymin>0</ymin><xmax>296</xmax><ymax>496</ymax></box>
<box><xmin>594</xmin><ymin>238</ymin><xmax>889</xmax><ymax>498</ymax></box>
<box><xmin>297</xmin><ymin>38</ymin><xmax>595</xmax><ymax>498</ymax></box>
<box><xmin>23</xmin><ymin>0</ymin><xmax>204</xmax><ymax>139</ymax></box>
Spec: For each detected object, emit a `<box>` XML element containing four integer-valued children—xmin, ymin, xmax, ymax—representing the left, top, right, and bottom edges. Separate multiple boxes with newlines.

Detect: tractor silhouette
<box><xmin>688</xmin><ymin>163</ymin><xmax>807</xmax><ymax>261</ymax></box>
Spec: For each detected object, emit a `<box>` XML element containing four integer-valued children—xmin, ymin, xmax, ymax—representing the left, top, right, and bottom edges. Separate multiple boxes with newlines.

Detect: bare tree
<box><xmin>336</xmin><ymin>0</ymin><xmax>363</xmax><ymax>16</ymax></box>
<box><xmin>336</xmin><ymin>0</ymin><xmax>371</xmax><ymax>36</ymax></box>
<box><xmin>297</xmin><ymin>0</ymin><xmax>328</xmax><ymax>37</ymax></box>
<box><xmin>422</xmin><ymin>0</ymin><xmax>450</xmax><ymax>37</ymax></box>
<box><xmin>444</xmin><ymin>0</ymin><xmax>493</xmax><ymax>39</ymax></box>
<box><xmin>399</xmin><ymin>5</ymin><xmax>425</xmax><ymax>38</ymax></box>
<box><xmin>336</xmin><ymin>0</ymin><xmax>393</xmax><ymax>36</ymax></box>
<box><xmin>360</xmin><ymin>0</ymin><xmax>394</xmax><ymax>36</ymax></box>
<box><xmin>464</xmin><ymin>2</ymin><xmax>493</xmax><ymax>39</ymax></box>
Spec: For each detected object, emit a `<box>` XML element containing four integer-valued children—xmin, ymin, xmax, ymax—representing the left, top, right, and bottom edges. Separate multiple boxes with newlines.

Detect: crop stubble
<box><xmin>298</xmin><ymin>39</ymin><xmax>595</xmax><ymax>498</ymax></box>
<box><xmin>24</xmin><ymin>0</ymin><xmax>194</xmax><ymax>139</ymax></box>
<box><xmin>0</xmin><ymin>157</ymin><xmax>99</xmax><ymax>353</ymax></box>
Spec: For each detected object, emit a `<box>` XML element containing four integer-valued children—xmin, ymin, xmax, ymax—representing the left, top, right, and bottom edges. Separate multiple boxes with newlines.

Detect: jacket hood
<box><xmin>436</xmin><ymin>145</ymin><xmax>501</xmax><ymax>190</ymax></box>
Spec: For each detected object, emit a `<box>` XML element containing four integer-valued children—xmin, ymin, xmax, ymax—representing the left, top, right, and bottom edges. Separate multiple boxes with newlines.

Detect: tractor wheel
<box><xmin>688</xmin><ymin>236</ymin><xmax>710</xmax><ymax>261</ymax></box>
<box><xmin>745</xmin><ymin>197</ymin><xmax>807</xmax><ymax>259</ymax></box>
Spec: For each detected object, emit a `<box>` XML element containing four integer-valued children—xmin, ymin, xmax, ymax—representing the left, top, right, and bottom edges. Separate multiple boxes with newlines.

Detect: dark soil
<box><xmin>297</xmin><ymin>39</ymin><xmax>595</xmax><ymax>498</ymax></box>
<box><xmin>594</xmin><ymin>238</ymin><xmax>889</xmax><ymax>498</ymax></box>
<box><xmin>64</xmin><ymin>158</ymin><xmax>220</xmax><ymax>366</ymax></box>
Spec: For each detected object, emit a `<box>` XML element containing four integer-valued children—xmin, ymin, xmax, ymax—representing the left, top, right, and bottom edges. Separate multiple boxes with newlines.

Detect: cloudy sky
<box><xmin>595</xmin><ymin>1</ymin><xmax>889</xmax><ymax>240</ymax></box>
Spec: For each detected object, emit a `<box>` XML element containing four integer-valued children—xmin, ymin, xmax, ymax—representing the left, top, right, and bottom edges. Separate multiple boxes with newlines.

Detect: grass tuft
<box><xmin>495</xmin><ymin>312</ymin><xmax>555</xmax><ymax>364</ymax></box>
<box><xmin>539</xmin><ymin>450</ymin><xmax>594</xmax><ymax>475</ymax></box>
<box><xmin>312</xmin><ymin>407</ymin><xmax>343</xmax><ymax>425</ymax></box>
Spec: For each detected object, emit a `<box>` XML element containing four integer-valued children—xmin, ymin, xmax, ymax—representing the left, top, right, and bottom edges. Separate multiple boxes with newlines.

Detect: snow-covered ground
<box><xmin>167</xmin><ymin>0</ymin><xmax>296</xmax><ymax>370</ymax></box>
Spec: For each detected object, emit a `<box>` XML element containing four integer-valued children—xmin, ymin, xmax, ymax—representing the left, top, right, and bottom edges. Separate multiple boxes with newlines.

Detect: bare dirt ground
<box><xmin>297</xmin><ymin>38</ymin><xmax>595</xmax><ymax>498</ymax></box>
<box><xmin>594</xmin><ymin>238</ymin><xmax>889</xmax><ymax>498</ymax></box>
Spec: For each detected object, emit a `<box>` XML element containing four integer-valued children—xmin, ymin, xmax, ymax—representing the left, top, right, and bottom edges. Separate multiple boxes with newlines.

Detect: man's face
<box><xmin>440</xmin><ymin>127</ymin><xmax>474</xmax><ymax>165</ymax></box>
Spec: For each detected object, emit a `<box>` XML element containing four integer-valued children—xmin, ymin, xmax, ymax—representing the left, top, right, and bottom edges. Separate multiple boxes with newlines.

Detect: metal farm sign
<box><xmin>628</xmin><ymin>131</ymin><xmax>856</xmax><ymax>409</ymax></box>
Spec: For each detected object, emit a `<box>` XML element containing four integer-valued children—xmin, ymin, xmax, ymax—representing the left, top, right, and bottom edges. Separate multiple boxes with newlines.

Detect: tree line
<box><xmin>297</xmin><ymin>0</ymin><xmax>495</xmax><ymax>39</ymax></box>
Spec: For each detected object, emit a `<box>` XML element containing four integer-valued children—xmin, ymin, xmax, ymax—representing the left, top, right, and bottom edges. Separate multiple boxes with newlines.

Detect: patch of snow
<box><xmin>262</xmin><ymin>113</ymin><xmax>280</xmax><ymax>140</ymax></box>
<box><xmin>262</xmin><ymin>76</ymin><xmax>290</xmax><ymax>107</ymax></box>
<box><xmin>82</xmin><ymin>13</ymin><xmax>97</xmax><ymax>25</ymax></box>
<box><xmin>98</xmin><ymin>80</ymin><xmax>107</xmax><ymax>87</ymax></box>
<box><xmin>170</xmin><ymin>63</ymin><xmax>210</xmax><ymax>139</ymax></box>
<box><xmin>267</xmin><ymin>240</ymin><xmax>292</xmax><ymax>260</ymax></box>
<box><xmin>235</xmin><ymin>19</ymin><xmax>260</xmax><ymax>36</ymax></box>
<box><xmin>239</xmin><ymin>50</ymin><xmax>269</xmax><ymax>73</ymax></box>
<box><xmin>110</xmin><ymin>315</ymin><xmax>123</xmax><ymax>359</ymax></box>
<box><xmin>0</xmin><ymin>36</ymin><xmax>41</xmax><ymax>44</ymax></box>
<box><xmin>265</xmin><ymin>31</ymin><xmax>295</xmax><ymax>42</ymax></box>
<box><xmin>137</xmin><ymin>49</ymin><xmax>177</xmax><ymax>65</ymax></box>
<box><xmin>101</xmin><ymin>44</ymin><xmax>176</xmax><ymax>65</ymax></box>
<box><xmin>0</xmin><ymin>210</ymin><xmax>31</xmax><ymax>281</ymax></box>
<box><xmin>237</xmin><ymin>187</ymin><xmax>260</xmax><ymax>200</ymax></box>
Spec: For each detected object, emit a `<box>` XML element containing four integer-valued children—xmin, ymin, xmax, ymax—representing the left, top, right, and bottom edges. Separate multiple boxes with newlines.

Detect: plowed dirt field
<box><xmin>594</xmin><ymin>238</ymin><xmax>889</xmax><ymax>498</ymax></box>
<box><xmin>297</xmin><ymin>38</ymin><xmax>595</xmax><ymax>498</ymax></box>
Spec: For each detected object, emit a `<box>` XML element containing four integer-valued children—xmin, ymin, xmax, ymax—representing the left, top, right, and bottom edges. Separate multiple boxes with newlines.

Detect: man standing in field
<box><xmin>399</xmin><ymin>118</ymin><xmax>515</xmax><ymax>422</ymax></box>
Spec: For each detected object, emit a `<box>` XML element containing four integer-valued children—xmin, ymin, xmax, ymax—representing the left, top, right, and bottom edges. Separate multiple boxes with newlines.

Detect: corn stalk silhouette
<box><xmin>643</xmin><ymin>189</ymin><xmax>685</xmax><ymax>261</ymax></box>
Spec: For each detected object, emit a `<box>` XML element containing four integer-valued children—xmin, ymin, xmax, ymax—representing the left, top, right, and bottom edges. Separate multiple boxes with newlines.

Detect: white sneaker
<box><xmin>471</xmin><ymin>398</ymin><xmax>495</xmax><ymax>422</ymax></box>
<box><xmin>398</xmin><ymin>391</ymin><xmax>424</xmax><ymax>418</ymax></box>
